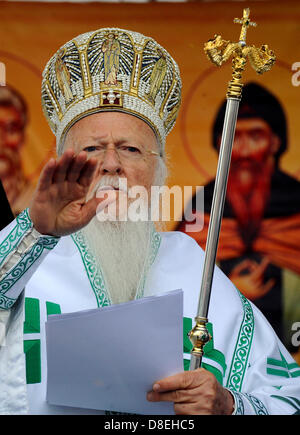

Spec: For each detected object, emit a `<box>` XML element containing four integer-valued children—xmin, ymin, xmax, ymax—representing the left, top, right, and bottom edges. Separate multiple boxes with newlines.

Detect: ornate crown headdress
<box><xmin>41</xmin><ymin>28</ymin><xmax>182</xmax><ymax>155</ymax></box>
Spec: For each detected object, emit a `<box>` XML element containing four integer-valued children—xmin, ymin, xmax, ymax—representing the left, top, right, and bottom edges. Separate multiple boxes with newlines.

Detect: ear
<box><xmin>271</xmin><ymin>133</ymin><xmax>280</xmax><ymax>155</ymax></box>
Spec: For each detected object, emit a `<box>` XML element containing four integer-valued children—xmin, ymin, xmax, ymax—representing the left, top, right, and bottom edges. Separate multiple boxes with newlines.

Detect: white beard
<box><xmin>82</xmin><ymin>217</ymin><xmax>153</xmax><ymax>305</ymax></box>
<box><xmin>82</xmin><ymin>157</ymin><xmax>167</xmax><ymax>304</ymax></box>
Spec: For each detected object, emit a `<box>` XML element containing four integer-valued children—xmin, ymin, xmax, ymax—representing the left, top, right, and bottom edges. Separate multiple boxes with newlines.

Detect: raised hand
<box><xmin>29</xmin><ymin>149</ymin><xmax>106</xmax><ymax>237</ymax></box>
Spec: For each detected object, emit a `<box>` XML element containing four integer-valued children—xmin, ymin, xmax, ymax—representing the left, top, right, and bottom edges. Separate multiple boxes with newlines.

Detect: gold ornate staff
<box><xmin>189</xmin><ymin>8</ymin><xmax>276</xmax><ymax>370</ymax></box>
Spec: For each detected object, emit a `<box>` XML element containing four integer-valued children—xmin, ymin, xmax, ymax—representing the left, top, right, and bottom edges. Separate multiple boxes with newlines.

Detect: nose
<box><xmin>234</xmin><ymin>132</ymin><xmax>252</xmax><ymax>157</ymax></box>
<box><xmin>100</xmin><ymin>147</ymin><xmax>122</xmax><ymax>175</ymax></box>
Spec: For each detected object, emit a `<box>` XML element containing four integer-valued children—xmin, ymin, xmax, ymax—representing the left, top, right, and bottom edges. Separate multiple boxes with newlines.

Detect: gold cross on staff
<box><xmin>204</xmin><ymin>7</ymin><xmax>276</xmax><ymax>99</ymax></box>
<box><xmin>234</xmin><ymin>7</ymin><xmax>257</xmax><ymax>46</ymax></box>
<box><xmin>189</xmin><ymin>8</ymin><xmax>277</xmax><ymax>370</ymax></box>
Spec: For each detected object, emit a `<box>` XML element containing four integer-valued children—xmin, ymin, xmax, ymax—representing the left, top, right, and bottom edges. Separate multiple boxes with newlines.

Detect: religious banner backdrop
<box><xmin>0</xmin><ymin>0</ymin><xmax>299</xmax><ymax>361</ymax></box>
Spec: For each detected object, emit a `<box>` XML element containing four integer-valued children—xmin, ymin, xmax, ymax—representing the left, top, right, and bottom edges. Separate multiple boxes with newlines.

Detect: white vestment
<box><xmin>0</xmin><ymin>209</ymin><xmax>299</xmax><ymax>415</ymax></box>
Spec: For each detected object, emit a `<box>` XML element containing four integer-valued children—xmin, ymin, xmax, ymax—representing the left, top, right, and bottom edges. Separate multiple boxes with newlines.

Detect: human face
<box><xmin>64</xmin><ymin>112</ymin><xmax>160</xmax><ymax>198</ymax></box>
<box><xmin>231</xmin><ymin>117</ymin><xmax>280</xmax><ymax>170</ymax></box>
<box><xmin>225</xmin><ymin>117</ymin><xmax>280</xmax><ymax>196</ymax></box>
<box><xmin>0</xmin><ymin>105</ymin><xmax>24</xmax><ymax>177</ymax></box>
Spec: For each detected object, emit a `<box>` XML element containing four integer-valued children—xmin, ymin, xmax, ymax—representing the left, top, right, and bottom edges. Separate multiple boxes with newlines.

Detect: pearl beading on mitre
<box><xmin>41</xmin><ymin>27</ymin><xmax>182</xmax><ymax>155</ymax></box>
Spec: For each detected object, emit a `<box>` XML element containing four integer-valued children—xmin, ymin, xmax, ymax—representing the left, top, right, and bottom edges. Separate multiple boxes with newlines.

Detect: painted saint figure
<box><xmin>101</xmin><ymin>33</ymin><xmax>121</xmax><ymax>86</ymax></box>
<box><xmin>177</xmin><ymin>83</ymin><xmax>300</xmax><ymax>357</ymax></box>
<box><xmin>55</xmin><ymin>49</ymin><xmax>73</xmax><ymax>104</ymax></box>
<box><xmin>0</xmin><ymin>85</ymin><xmax>34</xmax><ymax>215</ymax></box>
<box><xmin>146</xmin><ymin>49</ymin><xmax>167</xmax><ymax>104</ymax></box>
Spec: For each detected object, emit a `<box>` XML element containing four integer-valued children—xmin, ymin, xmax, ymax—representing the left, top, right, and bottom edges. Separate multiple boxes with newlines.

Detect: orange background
<box><xmin>0</xmin><ymin>0</ymin><xmax>299</xmax><ymax>226</ymax></box>
<box><xmin>0</xmin><ymin>0</ymin><xmax>300</xmax><ymax>361</ymax></box>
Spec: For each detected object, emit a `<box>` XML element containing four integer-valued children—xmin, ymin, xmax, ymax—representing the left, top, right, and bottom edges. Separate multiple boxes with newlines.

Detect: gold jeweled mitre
<box><xmin>41</xmin><ymin>28</ymin><xmax>182</xmax><ymax>155</ymax></box>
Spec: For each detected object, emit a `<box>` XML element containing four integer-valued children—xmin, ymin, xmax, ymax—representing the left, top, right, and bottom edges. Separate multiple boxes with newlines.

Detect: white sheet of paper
<box><xmin>46</xmin><ymin>289</ymin><xmax>183</xmax><ymax>414</ymax></box>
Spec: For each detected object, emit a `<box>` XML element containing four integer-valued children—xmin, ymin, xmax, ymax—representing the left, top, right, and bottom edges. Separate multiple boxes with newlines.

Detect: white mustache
<box><xmin>92</xmin><ymin>176</ymin><xmax>128</xmax><ymax>196</ymax></box>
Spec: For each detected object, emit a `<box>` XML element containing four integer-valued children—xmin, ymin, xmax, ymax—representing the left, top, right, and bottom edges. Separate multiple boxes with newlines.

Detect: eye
<box><xmin>83</xmin><ymin>145</ymin><xmax>98</xmax><ymax>153</ymax></box>
<box><xmin>128</xmin><ymin>146</ymin><xmax>139</xmax><ymax>153</ymax></box>
<box><xmin>122</xmin><ymin>146</ymin><xmax>140</xmax><ymax>153</ymax></box>
<box><xmin>7</xmin><ymin>122</ymin><xmax>22</xmax><ymax>134</ymax></box>
<box><xmin>250</xmin><ymin>129</ymin><xmax>267</xmax><ymax>143</ymax></box>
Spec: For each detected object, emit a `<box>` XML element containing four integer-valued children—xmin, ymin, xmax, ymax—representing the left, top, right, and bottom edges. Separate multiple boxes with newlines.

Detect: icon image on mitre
<box><xmin>101</xmin><ymin>33</ymin><xmax>121</xmax><ymax>86</ymax></box>
<box><xmin>55</xmin><ymin>48</ymin><xmax>74</xmax><ymax>105</ymax></box>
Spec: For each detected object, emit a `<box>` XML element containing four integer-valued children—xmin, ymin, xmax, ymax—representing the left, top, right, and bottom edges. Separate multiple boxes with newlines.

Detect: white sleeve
<box><xmin>226</xmin><ymin>296</ymin><xmax>300</xmax><ymax>415</ymax></box>
<box><xmin>0</xmin><ymin>208</ymin><xmax>60</xmax><ymax>309</ymax></box>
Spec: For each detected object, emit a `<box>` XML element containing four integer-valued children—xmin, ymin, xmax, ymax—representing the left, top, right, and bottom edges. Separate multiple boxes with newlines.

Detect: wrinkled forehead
<box><xmin>63</xmin><ymin>111</ymin><xmax>160</xmax><ymax>154</ymax></box>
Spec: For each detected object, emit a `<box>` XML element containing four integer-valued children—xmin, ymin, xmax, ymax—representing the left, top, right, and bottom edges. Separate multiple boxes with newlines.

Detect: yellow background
<box><xmin>0</xmin><ymin>0</ymin><xmax>300</xmax><ymax>361</ymax></box>
<box><xmin>0</xmin><ymin>1</ymin><xmax>299</xmax><ymax>229</ymax></box>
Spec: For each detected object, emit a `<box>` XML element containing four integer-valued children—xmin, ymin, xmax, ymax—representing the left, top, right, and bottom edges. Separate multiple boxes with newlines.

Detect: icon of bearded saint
<box><xmin>177</xmin><ymin>82</ymin><xmax>300</xmax><ymax>354</ymax></box>
<box><xmin>0</xmin><ymin>85</ymin><xmax>34</xmax><ymax>216</ymax></box>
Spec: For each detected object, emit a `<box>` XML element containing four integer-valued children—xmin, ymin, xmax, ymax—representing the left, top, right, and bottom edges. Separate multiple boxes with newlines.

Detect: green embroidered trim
<box><xmin>0</xmin><ymin>209</ymin><xmax>59</xmax><ymax>308</ymax></box>
<box><xmin>0</xmin><ymin>208</ymin><xmax>32</xmax><ymax>267</ymax></box>
<box><xmin>71</xmin><ymin>231</ymin><xmax>111</xmax><ymax>308</ymax></box>
<box><xmin>72</xmin><ymin>228</ymin><xmax>161</xmax><ymax>308</ymax></box>
<box><xmin>245</xmin><ymin>393</ymin><xmax>269</xmax><ymax>415</ymax></box>
<box><xmin>0</xmin><ymin>293</ymin><xmax>15</xmax><ymax>309</ymax></box>
<box><xmin>226</xmin><ymin>290</ymin><xmax>254</xmax><ymax>392</ymax></box>
<box><xmin>0</xmin><ymin>236</ymin><xmax>59</xmax><ymax>307</ymax></box>
<box><xmin>232</xmin><ymin>392</ymin><xmax>268</xmax><ymax>415</ymax></box>
<box><xmin>267</xmin><ymin>351</ymin><xmax>300</xmax><ymax>378</ymax></box>
<box><xmin>229</xmin><ymin>390</ymin><xmax>245</xmax><ymax>415</ymax></box>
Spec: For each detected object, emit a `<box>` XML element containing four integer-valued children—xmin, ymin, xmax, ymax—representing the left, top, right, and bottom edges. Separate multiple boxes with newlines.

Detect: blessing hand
<box><xmin>29</xmin><ymin>149</ymin><xmax>109</xmax><ymax>237</ymax></box>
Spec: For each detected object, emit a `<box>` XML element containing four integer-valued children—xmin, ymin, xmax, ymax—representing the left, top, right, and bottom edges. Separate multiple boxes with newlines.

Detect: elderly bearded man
<box><xmin>0</xmin><ymin>28</ymin><xmax>299</xmax><ymax>415</ymax></box>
